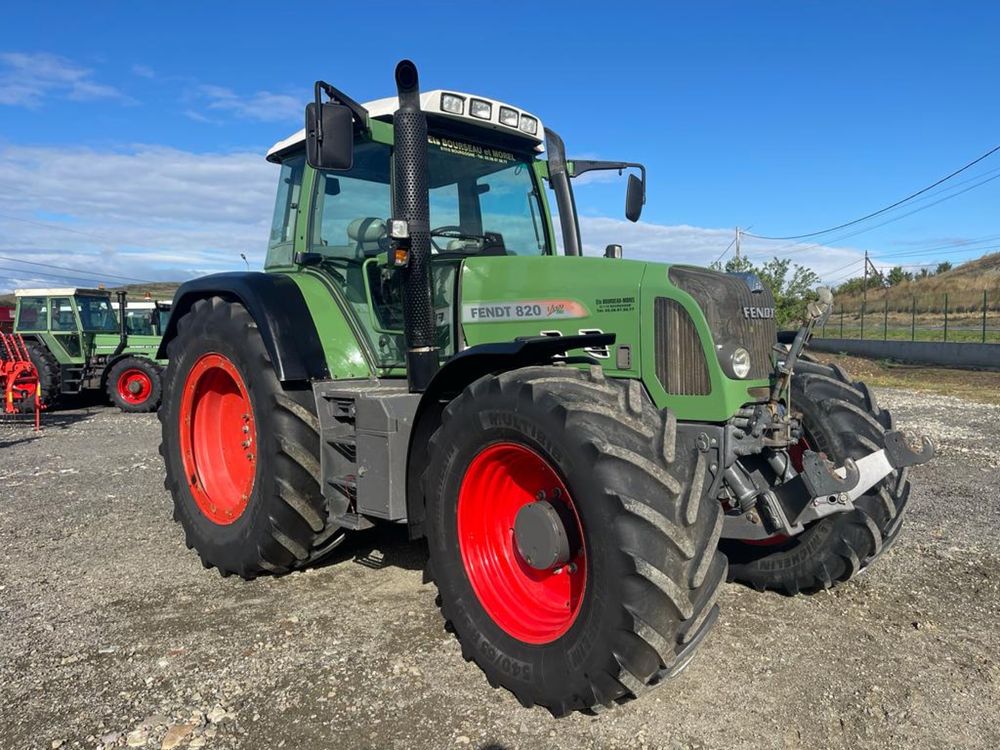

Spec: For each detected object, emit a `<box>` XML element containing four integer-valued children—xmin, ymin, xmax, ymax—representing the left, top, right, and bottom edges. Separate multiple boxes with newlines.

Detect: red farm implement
<box><xmin>0</xmin><ymin>331</ymin><xmax>41</xmax><ymax>430</ymax></box>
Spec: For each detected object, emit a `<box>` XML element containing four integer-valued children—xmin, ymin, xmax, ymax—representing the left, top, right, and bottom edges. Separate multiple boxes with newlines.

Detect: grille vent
<box><xmin>654</xmin><ymin>297</ymin><xmax>712</xmax><ymax>395</ymax></box>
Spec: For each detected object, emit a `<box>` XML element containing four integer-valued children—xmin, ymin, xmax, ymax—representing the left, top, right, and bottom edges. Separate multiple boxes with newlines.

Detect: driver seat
<box><xmin>347</xmin><ymin>217</ymin><xmax>387</xmax><ymax>257</ymax></box>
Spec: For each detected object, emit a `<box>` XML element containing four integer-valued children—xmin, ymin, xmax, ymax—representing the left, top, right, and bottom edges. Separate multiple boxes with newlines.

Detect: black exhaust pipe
<box><xmin>113</xmin><ymin>290</ymin><xmax>128</xmax><ymax>357</ymax></box>
<box><xmin>393</xmin><ymin>59</ymin><xmax>439</xmax><ymax>393</ymax></box>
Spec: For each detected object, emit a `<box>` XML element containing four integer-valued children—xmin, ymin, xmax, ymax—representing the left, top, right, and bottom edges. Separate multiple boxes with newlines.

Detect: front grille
<box><xmin>668</xmin><ymin>266</ymin><xmax>776</xmax><ymax>380</ymax></box>
<box><xmin>654</xmin><ymin>297</ymin><xmax>711</xmax><ymax>395</ymax></box>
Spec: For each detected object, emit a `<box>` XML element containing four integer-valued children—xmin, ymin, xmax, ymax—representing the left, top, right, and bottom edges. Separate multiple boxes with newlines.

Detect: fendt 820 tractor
<box><xmin>158</xmin><ymin>61</ymin><xmax>933</xmax><ymax>715</ymax></box>
<box><xmin>14</xmin><ymin>288</ymin><xmax>167</xmax><ymax>412</ymax></box>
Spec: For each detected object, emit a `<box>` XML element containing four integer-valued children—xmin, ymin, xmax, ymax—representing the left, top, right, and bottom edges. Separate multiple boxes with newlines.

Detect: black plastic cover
<box><xmin>156</xmin><ymin>272</ymin><xmax>330</xmax><ymax>382</ymax></box>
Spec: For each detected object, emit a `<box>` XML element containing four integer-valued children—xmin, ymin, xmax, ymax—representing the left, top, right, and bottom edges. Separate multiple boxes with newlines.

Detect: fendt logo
<box><xmin>742</xmin><ymin>306</ymin><xmax>775</xmax><ymax>319</ymax></box>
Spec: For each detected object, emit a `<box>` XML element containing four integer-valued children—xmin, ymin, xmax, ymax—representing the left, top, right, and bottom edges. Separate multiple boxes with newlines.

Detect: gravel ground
<box><xmin>1</xmin><ymin>387</ymin><xmax>998</xmax><ymax>750</ymax></box>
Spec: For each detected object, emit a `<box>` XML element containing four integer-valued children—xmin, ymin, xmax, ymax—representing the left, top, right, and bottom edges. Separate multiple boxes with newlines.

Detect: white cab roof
<box><xmin>266</xmin><ymin>89</ymin><xmax>544</xmax><ymax>162</ymax></box>
<box><xmin>14</xmin><ymin>287</ymin><xmax>107</xmax><ymax>297</ymax></box>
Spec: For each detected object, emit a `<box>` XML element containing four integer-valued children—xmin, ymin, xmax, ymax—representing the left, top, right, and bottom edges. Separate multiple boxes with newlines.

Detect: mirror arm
<box><xmin>313</xmin><ymin>80</ymin><xmax>370</xmax><ymax>132</ymax></box>
<box><xmin>568</xmin><ymin>160</ymin><xmax>647</xmax><ymax>204</ymax></box>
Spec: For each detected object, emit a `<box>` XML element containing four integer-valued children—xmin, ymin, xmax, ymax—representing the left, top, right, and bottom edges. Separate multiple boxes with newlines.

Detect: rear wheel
<box><xmin>23</xmin><ymin>341</ymin><xmax>60</xmax><ymax>411</ymax></box>
<box><xmin>722</xmin><ymin>360</ymin><xmax>910</xmax><ymax>594</ymax></box>
<box><xmin>159</xmin><ymin>296</ymin><xmax>343</xmax><ymax>578</ymax></box>
<box><xmin>106</xmin><ymin>356</ymin><xmax>162</xmax><ymax>413</ymax></box>
<box><xmin>424</xmin><ymin>366</ymin><xmax>726</xmax><ymax>715</ymax></box>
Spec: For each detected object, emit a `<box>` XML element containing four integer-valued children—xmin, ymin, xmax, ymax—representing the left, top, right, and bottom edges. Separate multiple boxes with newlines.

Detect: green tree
<box><xmin>935</xmin><ymin>261</ymin><xmax>953</xmax><ymax>275</ymax></box>
<box><xmin>710</xmin><ymin>256</ymin><xmax>820</xmax><ymax>326</ymax></box>
<box><xmin>887</xmin><ymin>266</ymin><xmax>913</xmax><ymax>286</ymax></box>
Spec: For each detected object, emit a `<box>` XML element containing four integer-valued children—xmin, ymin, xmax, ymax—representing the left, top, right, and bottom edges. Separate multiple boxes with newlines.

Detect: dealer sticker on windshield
<box><xmin>462</xmin><ymin>300</ymin><xmax>589</xmax><ymax>323</ymax></box>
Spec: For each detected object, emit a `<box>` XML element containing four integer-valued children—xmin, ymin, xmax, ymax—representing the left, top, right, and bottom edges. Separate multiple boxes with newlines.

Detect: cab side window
<box><xmin>50</xmin><ymin>298</ymin><xmax>77</xmax><ymax>331</ymax></box>
<box><xmin>17</xmin><ymin>297</ymin><xmax>48</xmax><ymax>331</ymax></box>
<box><xmin>265</xmin><ymin>155</ymin><xmax>305</xmax><ymax>267</ymax></box>
<box><xmin>310</xmin><ymin>141</ymin><xmax>391</xmax><ymax>259</ymax></box>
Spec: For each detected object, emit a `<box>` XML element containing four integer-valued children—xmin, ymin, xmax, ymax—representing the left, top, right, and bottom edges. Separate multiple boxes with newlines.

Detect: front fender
<box><xmin>404</xmin><ymin>332</ymin><xmax>615</xmax><ymax>538</ymax></box>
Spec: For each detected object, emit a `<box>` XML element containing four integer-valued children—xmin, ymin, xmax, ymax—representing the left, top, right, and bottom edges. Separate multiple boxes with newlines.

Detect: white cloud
<box><xmin>576</xmin><ymin>216</ymin><xmax>867</xmax><ymax>283</ymax></box>
<box><xmin>0</xmin><ymin>143</ymin><xmax>277</xmax><ymax>291</ymax></box>
<box><xmin>191</xmin><ymin>84</ymin><xmax>301</xmax><ymax>123</ymax></box>
<box><xmin>0</xmin><ymin>140</ymin><xmax>866</xmax><ymax>294</ymax></box>
<box><xmin>131</xmin><ymin>64</ymin><xmax>155</xmax><ymax>79</ymax></box>
<box><xmin>0</xmin><ymin>52</ymin><xmax>128</xmax><ymax>107</ymax></box>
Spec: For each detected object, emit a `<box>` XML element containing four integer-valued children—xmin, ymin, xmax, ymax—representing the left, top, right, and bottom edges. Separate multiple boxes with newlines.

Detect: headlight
<box><xmin>519</xmin><ymin>115</ymin><xmax>538</xmax><ymax>135</ymax></box>
<box><xmin>730</xmin><ymin>347</ymin><xmax>752</xmax><ymax>379</ymax></box>
<box><xmin>499</xmin><ymin>106</ymin><xmax>519</xmax><ymax>128</ymax></box>
<box><xmin>441</xmin><ymin>93</ymin><xmax>465</xmax><ymax>115</ymax></box>
<box><xmin>470</xmin><ymin>99</ymin><xmax>492</xmax><ymax>119</ymax></box>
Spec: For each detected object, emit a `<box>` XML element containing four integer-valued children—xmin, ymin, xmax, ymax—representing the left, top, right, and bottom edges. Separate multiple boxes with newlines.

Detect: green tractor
<box><xmin>158</xmin><ymin>61</ymin><xmax>933</xmax><ymax>715</ymax></box>
<box><xmin>14</xmin><ymin>287</ymin><xmax>167</xmax><ymax>412</ymax></box>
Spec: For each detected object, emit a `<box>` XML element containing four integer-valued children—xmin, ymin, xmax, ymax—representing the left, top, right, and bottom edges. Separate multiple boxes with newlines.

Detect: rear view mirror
<box><xmin>625</xmin><ymin>173</ymin><xmax>644</xmax><ymax>222</ymax></box>
<box><xmin>305</xmin><ymin>102</ymin><xmax>354</xmax><ymax>171</ymax></box>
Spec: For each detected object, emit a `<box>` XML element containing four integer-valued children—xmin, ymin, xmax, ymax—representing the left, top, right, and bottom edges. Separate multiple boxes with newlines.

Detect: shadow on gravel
<box><xmin>0</xmin><ymin>433</ymin><xmax>38</xmax><ymax>449</ymax></box>
<box><xmin>312</xmin><ymin>522</ymin><xmax>427</xmax><ymax>574</ymax></box>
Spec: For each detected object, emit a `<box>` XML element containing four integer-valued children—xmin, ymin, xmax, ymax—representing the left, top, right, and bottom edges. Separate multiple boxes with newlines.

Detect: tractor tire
<box><xmin>423</xmin><ymin>365</ymin><xmax>726</xmax><ymax>716</ymax></box>
<box><xmin>158</xmin><ymin>296</ymin><xmax>343</xmax><ymax>579</ymax></box>
<box><xmin>106</xmin><ymin>356</ymin><xmax>162</xmax><ymax>413</ymax></box>
<box><xmin>722</xmin><ymin>359</ymin><xmax>911</xmax><ymax>594</ymax></box>
<box><xmin>22</xmin><ymin>341</ymin><xmax>61</xmax><ymax>411</ymax></box>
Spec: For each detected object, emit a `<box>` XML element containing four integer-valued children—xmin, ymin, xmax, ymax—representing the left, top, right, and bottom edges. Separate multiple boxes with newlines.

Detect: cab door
<box><xmin>48</xmin><ymin>296</ymin><xmax>83</xmax><ymax>359</ymax></box>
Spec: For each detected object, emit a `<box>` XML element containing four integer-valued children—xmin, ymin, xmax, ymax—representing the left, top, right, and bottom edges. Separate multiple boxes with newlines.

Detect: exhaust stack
<box><xmin>113</xmin><ymin>290</ymin><xmax>129</xmax><ymax>357</ymax></box>
<box><xmin>393</xmin><ymin>59</ymin><xmax>439</xmax><ymax>393</ymax></box>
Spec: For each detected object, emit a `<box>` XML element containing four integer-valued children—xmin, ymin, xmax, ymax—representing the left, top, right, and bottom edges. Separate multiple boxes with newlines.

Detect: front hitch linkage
<box><xmin>724</xmin><ymin>430</ymin><xmax>935</xmax><ymax>540</ymax></box>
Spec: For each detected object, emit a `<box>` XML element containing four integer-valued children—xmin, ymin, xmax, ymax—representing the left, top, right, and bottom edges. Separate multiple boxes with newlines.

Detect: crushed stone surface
<box><xmin>0</xmin><ymin>387</ymin><xmax>997</xmax><ymax>749</ymax></box>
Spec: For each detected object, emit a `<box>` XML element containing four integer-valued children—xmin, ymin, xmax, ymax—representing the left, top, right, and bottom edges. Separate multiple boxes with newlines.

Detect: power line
<box><xmin>823</xmin><ymin>257</ymin><xmax>866</xmax><ymax>278</ymax></box>
<box><xmin>714</xmin><ymin>233</ymin><xmax>738</xmax><ymax>264</ymax></box>
<box><xmin>745</xmin><ymin>143</ymin><xmax>1000</xmax><ymax>241</ymax></box>
<box><xmin>0</xmin><ymin>264</ymin><xmax>123</xmax><ymax>287</ymax></box>
<box><xmin>0</xmin><ymin>212</ymin><xmax>117</xmax><ymax>244</ymax></box>
<box><xmin>0</xmin><ymin>253</ymin><xmax>150</xmax><ymax>284</ymax></box>
<box><xmin>737</xmin><ymin>171</ymin><xmax>1000</xmax><ymax>266</ymax></box>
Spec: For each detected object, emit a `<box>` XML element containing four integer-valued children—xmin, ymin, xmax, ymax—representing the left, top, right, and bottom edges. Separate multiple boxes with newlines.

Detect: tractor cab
<box><xmin>15</xmin><ymin>288</ymin><xmax>118</xmax><ymax>361</ymax></box>
<box><xmin>264</xmin><ymin>90</ymin><xmax>643</xmax><ymax>375</ymax></box>
<box><xmin>125</xmin><ymin>299</ymin><xmax>172</xmax><ymax>337</ymax></box>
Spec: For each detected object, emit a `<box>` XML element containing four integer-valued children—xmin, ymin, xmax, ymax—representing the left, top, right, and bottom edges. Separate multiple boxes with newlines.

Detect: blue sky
<box><xmin>1</xmin><ymin>2</ymin><xmax>998</xmax><ymax>291</ymax></box>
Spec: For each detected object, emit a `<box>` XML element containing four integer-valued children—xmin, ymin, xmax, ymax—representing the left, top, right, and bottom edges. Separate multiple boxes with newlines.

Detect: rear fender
<box><xmin>157</xmin><ymin>272</ymin><xmax>329</xmax><ymax>382</ymax></box>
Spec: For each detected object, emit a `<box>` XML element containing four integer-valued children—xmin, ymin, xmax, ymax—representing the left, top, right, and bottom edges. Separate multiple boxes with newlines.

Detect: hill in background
<box><xmin>835</xmin><ymin>252</ymin><xmax>1000</xmax><ymax>312</ymax></box>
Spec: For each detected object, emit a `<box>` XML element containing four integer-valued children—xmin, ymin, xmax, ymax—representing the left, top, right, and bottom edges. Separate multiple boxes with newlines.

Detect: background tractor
<box><xmin>158</xmin><ymin>60</ymin><xmax>932</xmax><ymax>715</ymax></box>
<box><xmin>14</xmin><ymin>287</ymin><xmax>167</xmax><ymax>412</ymax></box>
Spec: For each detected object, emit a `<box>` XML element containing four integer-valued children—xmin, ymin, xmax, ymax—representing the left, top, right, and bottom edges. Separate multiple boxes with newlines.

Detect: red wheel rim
<box><xmin>457</xmin><ymin>442</ymin><xmax>587</xmax><ymax>644</ymax></box>
<box><xmin>179</xmin><ymin>353</ymin><xmax>256</xmax><ymax>525</ymax></box>
<box><xmin>117</xmin><ymin>368</ymin><xmax>153</xmax><ymax>405</ymax></box>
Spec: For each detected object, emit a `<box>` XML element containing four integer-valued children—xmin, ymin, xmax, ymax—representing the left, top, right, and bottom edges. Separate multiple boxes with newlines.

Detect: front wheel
<box><xmin>722</xmin><ymin>360</ymin><xmax>911</xmax><ymax>594</ymax></box>
<box><xmin>106</xmin><ymin>356</ymin><xmax>162</xmax><ymax>412</ymax></box>
<box><xmin>423</xmin><ymin>366</ymin><xmax>726</xmax><ymax>716</ymax></box>
<box><xmin>158</xmin><ymin>296</ymin><xmax>343</xmax><ymax>579</ymax></box>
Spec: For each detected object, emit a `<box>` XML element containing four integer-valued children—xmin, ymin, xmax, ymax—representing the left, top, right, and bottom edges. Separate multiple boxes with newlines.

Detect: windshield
<box><xmin>77</xmin><ymin>296</ymin><xmax>119</xmax><ymax>332</ymax></box>
<box><xmin>310</xmin><ymin>138</ymin><xmax>549</xmax><ymax>258</ymax></box>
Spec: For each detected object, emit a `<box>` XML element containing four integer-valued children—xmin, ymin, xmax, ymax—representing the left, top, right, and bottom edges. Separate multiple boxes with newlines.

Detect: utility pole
<box><xmin>861</xmin><ymin>250</ymin><xmax>868</xmax><ymax>340</ymax></box>
<box><xmin>735</xmin><ymin>227</ymin><xmax>741</xmax><ymax>261</ymax></box>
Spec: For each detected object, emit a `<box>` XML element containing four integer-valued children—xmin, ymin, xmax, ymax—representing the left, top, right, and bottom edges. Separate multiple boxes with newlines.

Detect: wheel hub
<box><xmin>117</xmin><ymin>368</ymin><xmax>153</xmax><ymax>405</ymax></box>
<box><xmin>513</xmin><ymin>499</ymin><xmax>573</xmax><ymax>571</ymax></box>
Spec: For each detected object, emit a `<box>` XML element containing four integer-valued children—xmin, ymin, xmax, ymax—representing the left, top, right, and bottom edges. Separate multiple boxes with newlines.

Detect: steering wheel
<box><xmin>430</xmin><ymin>225</ymin><xmax>477</xmax><ymax>252</ymax></box>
